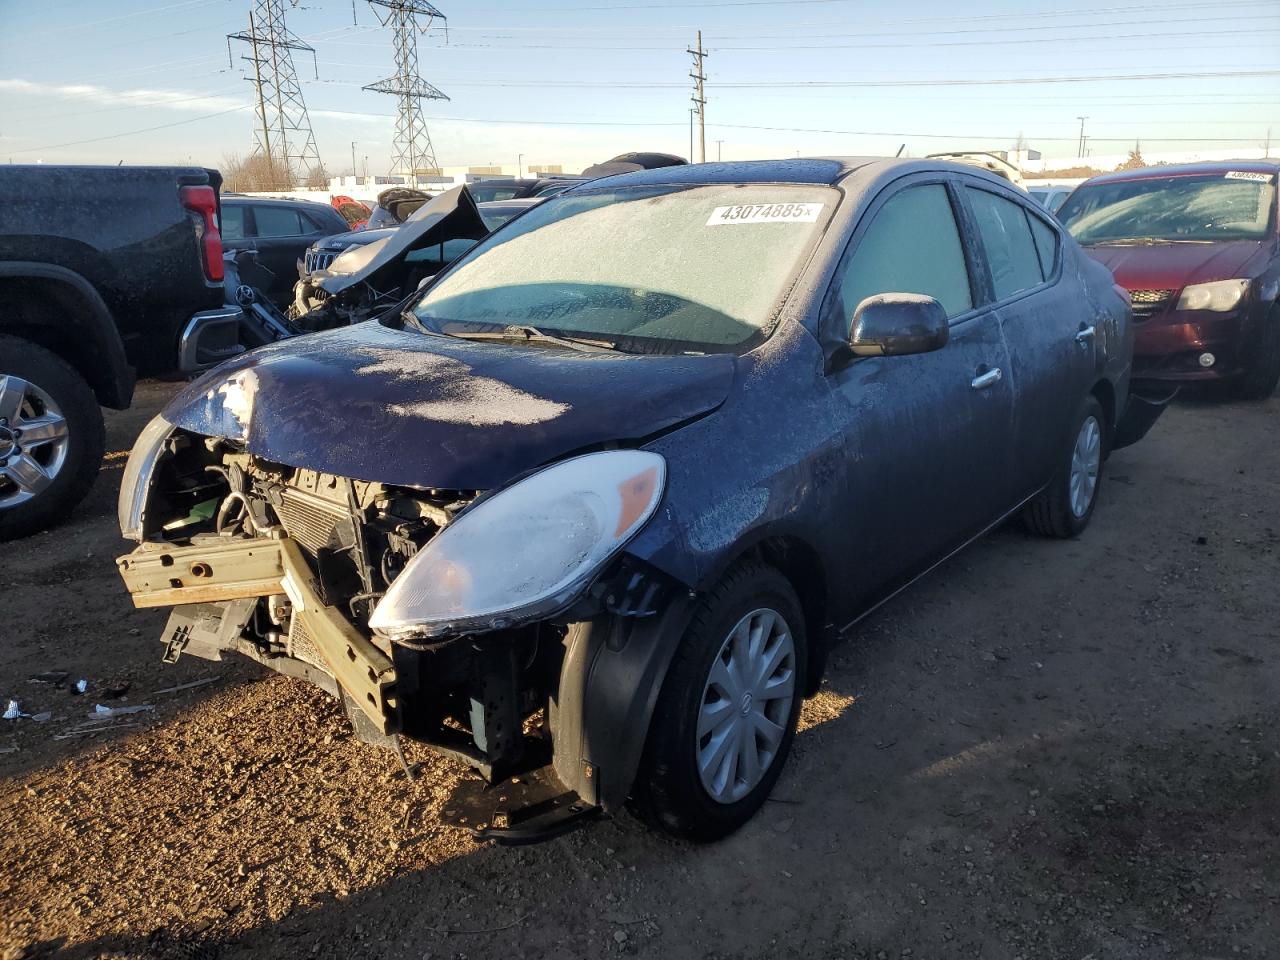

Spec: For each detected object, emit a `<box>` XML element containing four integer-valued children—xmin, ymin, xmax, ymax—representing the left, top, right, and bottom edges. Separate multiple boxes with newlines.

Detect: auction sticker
<box><xmin>1225</xmin><ymin>171</ymin><xmax>1274</xmax><ymax>182</ymax></box>
<box><xmin>707</xmin><ymin>202</ymin><xmax>824</xmax><ymax>226</ymax></box>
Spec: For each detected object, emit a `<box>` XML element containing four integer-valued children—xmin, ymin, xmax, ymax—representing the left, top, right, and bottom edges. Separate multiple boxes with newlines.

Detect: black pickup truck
<box><xmin>0</xmin><ymin>165</ymin><xmax>241</xmax><ymax>540</ymax></box>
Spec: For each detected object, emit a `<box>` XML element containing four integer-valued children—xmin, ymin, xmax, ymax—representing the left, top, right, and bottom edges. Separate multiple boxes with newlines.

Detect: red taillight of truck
<box><xmin>180</xmin><ymin>185</ymin><xmax>224</xmax><ymax>283</ymax></box>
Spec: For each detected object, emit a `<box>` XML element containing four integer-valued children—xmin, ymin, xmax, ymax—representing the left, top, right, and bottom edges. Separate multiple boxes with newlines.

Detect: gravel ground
<box><xmin>1</xmin><ymin>381</ymin><xmax>1276</xmax><ymax>960</ymax></box>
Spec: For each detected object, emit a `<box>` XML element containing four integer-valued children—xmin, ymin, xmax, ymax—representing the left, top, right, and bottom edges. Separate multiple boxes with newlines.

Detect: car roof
<box><xmin>222</xmin><ymin>194</ymin><xmax>336</xmax><ymax>212</ymax></box>
<box><xmin>584</xmin><ymin>157</ymin><xmax>1021</xmax><ymax>190</ymax></box>
<box><xmin>1082</xmin><ymin>159</ymin><xmax>1280</xmax><ymax>185</ymax></box>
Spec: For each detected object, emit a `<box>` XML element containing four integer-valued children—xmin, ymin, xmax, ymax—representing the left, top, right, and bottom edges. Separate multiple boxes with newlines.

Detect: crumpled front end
<box><xmin>116</xmin><ymin>431</ymin><xmax>479</xmax><ymax>740</ymax></box>
<box><xmin>115</xmin><ymin>420</ymin><xmax>683</xmax><ymax>842</ymax></box>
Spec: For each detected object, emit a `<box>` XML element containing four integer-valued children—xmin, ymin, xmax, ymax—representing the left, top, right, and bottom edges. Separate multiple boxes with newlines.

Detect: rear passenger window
<box><xmin>221</xmin><ymin>205</ymin><xmax>246</xmax><ymax>240</ymax></box>
<box><xmin>837</xmin><ymin>184</ymin><xmax>973</xmax><ymax>325</ymax></box>
<box><xmin>966</xmin><ymin>188</ymin><xmax>1044</xmax><ymax>300</ymax></box>
<box><xmin>1027</xmin><ymin>214</ymin><xmax>1059</xmax><ymax>279</ymax></box>
<box><xmin>254</xmin><ymin>206</ymin><xmax>304</xmax><ymax>237</ymax></box>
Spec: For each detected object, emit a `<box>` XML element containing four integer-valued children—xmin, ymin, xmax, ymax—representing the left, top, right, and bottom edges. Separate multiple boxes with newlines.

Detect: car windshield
<box><xmin>1059</xmin><ymin>172</ymin><xmax>1276</xmax><ymax>244</ymax></box>
<box><xmin>411</xmin><ymin>183</ymin><xmax>837</xmax><ymax>352</ymax></box>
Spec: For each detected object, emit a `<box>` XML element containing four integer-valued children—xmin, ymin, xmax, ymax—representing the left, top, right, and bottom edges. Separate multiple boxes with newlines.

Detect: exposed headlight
<box><xmin>1176</xmin><ymin>279</ymin><xmax>1249</xmax><ymax>313</ymax></box>
<box><xmin>368</xmin><ymin>450</ymin><xmax>666</xmax><ymax>640</ymax></box>
<box><xmin>117</xmin><ymin>415</ymin><xmax>174</xmax><ymax>541</ymax></box>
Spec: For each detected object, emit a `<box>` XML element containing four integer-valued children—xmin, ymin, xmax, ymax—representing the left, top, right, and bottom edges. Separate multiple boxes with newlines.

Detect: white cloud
<box><xmin>0</xmin><ymin>78</ymin><xmax>246</xmax><ymax>114</ymax></box>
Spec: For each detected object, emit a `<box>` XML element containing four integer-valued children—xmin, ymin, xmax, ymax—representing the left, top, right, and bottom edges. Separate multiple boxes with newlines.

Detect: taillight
<box><xmin>180</xmin><ymin>185</ymin><xmax>224</xmax><ymax>283</ymax></box>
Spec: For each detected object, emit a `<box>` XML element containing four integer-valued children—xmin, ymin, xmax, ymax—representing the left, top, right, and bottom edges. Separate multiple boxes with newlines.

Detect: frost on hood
<box><xmin>197</xmin><ymin>368</ymin><xmax>259</xmax><ymax>441</ymax></box>
<box><xmin>354</xmin><ymin>347</ymin><xmax>569</xmax><ymax>427</ymax></box>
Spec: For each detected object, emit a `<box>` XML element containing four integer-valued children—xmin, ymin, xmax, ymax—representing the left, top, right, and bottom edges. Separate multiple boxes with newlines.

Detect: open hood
<box><xmin>314</xmin><ymin>185</ymin><xmax>490</xmax><ymax>296</ymax></box>
<box><xmin>163</xmin><ymin>322</ymin><xmax>735</xmax><ymax>491</ymax></box>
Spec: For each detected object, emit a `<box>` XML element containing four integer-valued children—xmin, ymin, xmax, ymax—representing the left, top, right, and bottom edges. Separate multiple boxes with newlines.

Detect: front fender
<box><xmin>550</xmin><ymin>596</ymin><xmax>696</xmax><ymax>813</ymax></box>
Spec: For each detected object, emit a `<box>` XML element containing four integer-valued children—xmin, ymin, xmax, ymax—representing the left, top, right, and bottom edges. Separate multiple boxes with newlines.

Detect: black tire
<box><xmin>630</xmin><ymin>561</ymin><xmax>807</xmax><ymax>842</ymax></box>
<box><xmin>1021</xmin><ymin>395</ymin><xmax>1106</xmax><ymax>540</ymax></box>
<box><xmin>0</xmin><ymin>335</ymin><xmax>105</xmax><ymax>542</ymax></box>
<box><xmin>1232</xmin><ymin>307</ymin><xmax>1280</xmax><ymax>401</ymax></box>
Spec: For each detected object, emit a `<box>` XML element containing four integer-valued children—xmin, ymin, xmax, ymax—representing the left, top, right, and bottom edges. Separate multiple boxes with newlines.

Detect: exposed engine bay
<box><xmin>118</xmin><ymin>430</ymin><xmax>578</xmax><ymax>793</ymax></box>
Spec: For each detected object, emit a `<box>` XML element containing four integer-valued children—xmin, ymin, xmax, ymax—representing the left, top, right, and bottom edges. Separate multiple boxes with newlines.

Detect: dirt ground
<box><xmin>1</xmin><ymin>381</ymin><xmax>1276</xmax><ymax>960</ymax></box>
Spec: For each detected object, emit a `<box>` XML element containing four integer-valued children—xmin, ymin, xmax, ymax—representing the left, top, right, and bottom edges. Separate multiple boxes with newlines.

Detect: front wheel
<box><xmin>1232</xmin><ymin>307</ymin><xmax>1280</xmax><ymax>401</ymax></box>
<box><xmin>630</xmin><ymin>562</ymin><xmax>807</xmax><ymax>841</ymax></box>
<box><xmin>1022</xmin><ymin>396</ymin><xmax>1106</xmax><ymax>539</ymax></box>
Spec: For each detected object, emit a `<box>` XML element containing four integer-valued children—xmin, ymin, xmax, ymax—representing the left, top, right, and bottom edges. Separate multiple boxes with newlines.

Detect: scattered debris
<box><xmin>148</xmin><ymin>677</ymin><xmax>219</xmax><ymax>697</ymax></box>
<box><xmin>101</xmin><ymin>679</ymin><xmax>132</xmax><ymax>699</ymax></box>
<box><xmin>89</xmin><ymin>704</ymin><xmax>154</xmax><ymax>719</ymax></box>
<box><xmin>72</xmin><ymin>679</ymin><xmax>88</xmax><ymax>695</ymax></box>
<box><xmin>30</xmin><ymin>712</ymin><xmax>51</xmax><ymax>723</ymax></box>
<box><xmin>3</xmin><ymin>700</ymin><xmax>22</xmax><ymax>720</ymax></box>
<box><xmin>28</xmin><ymin>670</ymin><xmax>69</xmax><ymax>686</ymax></box>
<box><xmin>52</xmin><ymin>722</ymin><xmax>142</xmax><ymax>740</ymax></box>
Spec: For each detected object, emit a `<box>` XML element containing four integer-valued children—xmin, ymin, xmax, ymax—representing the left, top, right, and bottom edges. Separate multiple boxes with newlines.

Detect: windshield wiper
<box><xmin>1090</xmin><ymin>236</ymin><xmax>1212</xmax><ymax>246</ymax></box>
<box><xmin>439</xmin><ymin>324</ymin><xmax>622</xmax><ymax>353</ymax></box>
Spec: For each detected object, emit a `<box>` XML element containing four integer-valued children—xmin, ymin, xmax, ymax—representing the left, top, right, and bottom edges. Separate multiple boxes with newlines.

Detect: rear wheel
<box><xmin>631</xmin><ymin>562</ymin><xmax>807</xmax><ymax>841</ymax></box>
<box><xmin>0</xmin><ymin>335</ymin><xmax>105</xmax><ymax>541</ymax></box>
<box><xmin>1232</xmin><ymin>307</ymin><xmax>1280</xmax><ymax>401</ymax></box>
<box><xmin>1022</xmin><ymin>396</ymin><xmax>1105</xmax><ymax>539</ymax></box>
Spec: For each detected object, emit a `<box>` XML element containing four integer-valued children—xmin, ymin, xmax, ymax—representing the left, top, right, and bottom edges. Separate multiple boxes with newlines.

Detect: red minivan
<box><xmin>1058</xmin><ymin>161</ymin><xmax>1280</xmax><ymax>399</ymax></box>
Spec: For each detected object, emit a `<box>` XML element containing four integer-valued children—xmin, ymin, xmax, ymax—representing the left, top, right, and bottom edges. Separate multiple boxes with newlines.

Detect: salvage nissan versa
<box><xmin>116</xmin><ymin>159</ymin><xmax>1167</xmax><ymax>843</ymax></box>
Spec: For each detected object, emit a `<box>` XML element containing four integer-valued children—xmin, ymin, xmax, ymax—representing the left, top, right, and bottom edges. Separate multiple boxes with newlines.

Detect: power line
<box><xmin>363</xmin><ymin>1</ymin><xmax>450</xmax><ymax>180</ymax></box>
<box><xmin>436</xmin><ymin>12</ymin><xmax>1280</xmax><ymax>46</ymax></box>
<box><xmin>9</xmin><ymin>106</ymin><xmax>247</xmax><ymax>155</ymax></box>
<box><xmin>688</xmin><ymin>31</ymin><xmax>708</xmax><ymax>163</ymax></box>
<box><xmin>314</xmin><ymin>67</ymin><xmax>1278</xmax><ymax>89</ymax></box>
<box><xmin>227</xmin><ymin>0</ymin><xmax>324</xmax><ymax>187</ymax></box>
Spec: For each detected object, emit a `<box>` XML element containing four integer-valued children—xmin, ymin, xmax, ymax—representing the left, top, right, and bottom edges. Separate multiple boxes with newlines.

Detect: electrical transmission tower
<box><xmin>363</xmin><ymin>1</ymin><xmax>449</xmax><ymax>184</ymax></box>
<box><xmin>688</xmin><ymin>31</ymin><xmax>708</xmax><ymax>163</ymax></box>
<box><xmin>227</xmin><ymin>0</ymin><xmax>323</xmax><ymax>189</ymax></box>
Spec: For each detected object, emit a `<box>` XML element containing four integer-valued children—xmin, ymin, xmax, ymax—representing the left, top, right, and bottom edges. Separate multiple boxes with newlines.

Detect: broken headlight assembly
<box><xmin>368</xmin><ymin>450</ymin><xmax>666</xmax><ymax>641</ymax></box>
<box><xmin>118</xmin><ymin>414</ymin><xmax>175</xmax><ymax>541</ymax></box>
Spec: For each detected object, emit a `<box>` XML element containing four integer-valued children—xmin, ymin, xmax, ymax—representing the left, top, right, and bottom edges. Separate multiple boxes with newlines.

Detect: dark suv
<box><xmin>220</xmin><ymin>196</ymin><xmax>350</xmax><ymax>305</ymax></box>
<box><xmin>1058</xmin><ymin>161</ymin><xmax>1280</xmax><ymax>399</ymax></box>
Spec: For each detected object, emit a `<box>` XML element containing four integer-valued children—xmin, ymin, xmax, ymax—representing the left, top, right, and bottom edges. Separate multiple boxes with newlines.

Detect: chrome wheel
<box><xmin>1069</xmin><ymin>414</ymin><xmax>1101</xmax><ymax>518</ymax></box>
<box><xmin>696</xmin><ymin>607</ymin><xmax>796</xmax><ymax>805</ymax></box>
<box><xmin>0</xmin><ymin>375</ymin><xmax>71</xmax><ymax>510</ymax></box>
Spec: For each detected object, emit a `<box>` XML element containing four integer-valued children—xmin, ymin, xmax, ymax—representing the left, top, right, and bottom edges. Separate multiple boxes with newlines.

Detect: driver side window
<box><xmin>836</xmin><ymin>184</ymin><xmax>973</xmax><ymax>330</ymax></box>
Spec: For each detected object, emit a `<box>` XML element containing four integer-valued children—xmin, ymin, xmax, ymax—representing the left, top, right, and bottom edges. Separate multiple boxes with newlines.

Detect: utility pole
<box><xmin>716</xmin><ymin>139</ymin><xmax>724</xmax><ymax>161</ymax></box>
<box><xmin>518</xmin><ymin>152</ymin><xmax>524</xmax><ymax>177</ymax></box>
<box><xmin>227</xmin><ymin>0</ymin><xmax>323</xmax><ymax>189</ymax></box>
<box><xmin>351</xmin><ymin>141</ymin><xmax>359</xmax><ymax>181</ymax></box>
<box><xmin>363</xmin><ymin>1</ymin><xmax>449</xmax><ymax>186</ymax></box>
<box><xmin>1076</xmin><ymin>116</ymin><xmax>1088</xmax><ymax>159</ymax></box>
<box><xmin>688</xmin><ymin>31</ymin><xmax>708</xmax><ymax>163</ymax></box>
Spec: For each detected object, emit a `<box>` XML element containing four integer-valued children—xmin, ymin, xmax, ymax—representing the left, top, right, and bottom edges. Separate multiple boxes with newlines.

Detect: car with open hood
<box><xmin>1058</xmin><ymin>161</ymin><xmax>1280</xmax><ymax>399</ymax></box>
<box><xmin>116</xmin><ymin>158</ymin><xmax>1166</xmax><ymax>843</ymax></box>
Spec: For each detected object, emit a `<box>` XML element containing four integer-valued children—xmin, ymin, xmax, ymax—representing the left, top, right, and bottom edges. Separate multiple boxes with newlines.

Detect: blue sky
<box><xmin>1</xmin><ymin>0</ymin><xmax>1277</xmax><ymax>172</ymax></box>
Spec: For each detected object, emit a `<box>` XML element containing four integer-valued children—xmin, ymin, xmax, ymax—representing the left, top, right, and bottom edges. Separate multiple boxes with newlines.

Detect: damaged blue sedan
<box><xmin>116</xmin><ymin>158</ymin><xmax>1167</xmax><ymax>842</ymax></box>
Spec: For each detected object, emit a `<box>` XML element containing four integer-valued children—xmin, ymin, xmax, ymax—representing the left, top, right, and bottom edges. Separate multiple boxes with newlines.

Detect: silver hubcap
<box><xmin>1069</xmin><ymin>415</ymin><xmax>1102</xmax><ymax>518</ymax></box>
<box><xmin>0</xmin><ymin>375</ymin><xmax>71</xmax><ymax>510</ymax></box>
<box><xmin>697</xmin><ymin>607</ymin><xmax>796</xmax><ymax>804</ymax></box>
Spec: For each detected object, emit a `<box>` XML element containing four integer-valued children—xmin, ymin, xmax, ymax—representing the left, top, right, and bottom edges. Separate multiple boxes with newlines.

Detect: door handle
<box><xmin>1075</xmin><ymin>325</ymin><xmax>1097</xmax><ymax>344</ymax></box>
<box><xmin>970</xmin><ymin>367</ymin><xmax>1003</xmax><ymax>390</ymax></box>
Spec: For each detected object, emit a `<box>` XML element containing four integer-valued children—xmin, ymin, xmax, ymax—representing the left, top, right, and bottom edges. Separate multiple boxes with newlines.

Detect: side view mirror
<box><xmin>849</xmin><ymin>293</ymin><xmax>949</xmax><ymax>357</ymax></box>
